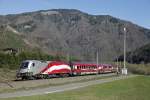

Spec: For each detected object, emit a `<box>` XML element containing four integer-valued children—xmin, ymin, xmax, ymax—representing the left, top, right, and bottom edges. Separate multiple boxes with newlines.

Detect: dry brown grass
<box><xmin>0</xmin><ymin>68</ymin><xmax>16</xmax><ymax>82</ymax></box>
<box><xmin>127</xmin><ymin>63</ymin><xmax>150</xmax><ymax>75</ymax></box>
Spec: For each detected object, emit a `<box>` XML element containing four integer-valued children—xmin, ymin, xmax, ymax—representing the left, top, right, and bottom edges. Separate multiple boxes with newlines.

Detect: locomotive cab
<box><xmin>16</xmin><ymin>60</ymin><xmax>49</xmax><ymax>80</ymax></box>
<box><xmin>16</xmin><ymin>60</ymin><xmax>34</xmax><ymax>79</ymax></box>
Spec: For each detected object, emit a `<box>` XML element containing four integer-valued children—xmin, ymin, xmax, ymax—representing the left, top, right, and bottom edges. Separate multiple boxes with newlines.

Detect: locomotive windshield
<box><xmin>20</xmin><ymin>62</ymin><xmax>29</xmax><ymax>69</ymax></box>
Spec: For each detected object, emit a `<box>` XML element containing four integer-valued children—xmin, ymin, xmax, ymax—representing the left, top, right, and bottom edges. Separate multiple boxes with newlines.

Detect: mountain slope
<box><xmin>0</xmin><ymin>9</ymin><xmax>150</xmax><ymax>61</ymax></box>
<box><xmin>118</xmin><ymin>43</ymin><xmax>150</xmax><ymax>64</ymax></box>
<box><xmin>0</xmin><ymin>25</ymin><xmax>27</xmax><ymax>50</ymax></box>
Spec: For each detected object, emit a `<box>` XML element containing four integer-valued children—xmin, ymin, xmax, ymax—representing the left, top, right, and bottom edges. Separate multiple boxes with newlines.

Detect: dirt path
<box><xmin>0</xmin><ymin>74</ymin><xmax>137</xmax><ymax>99</ymax></box>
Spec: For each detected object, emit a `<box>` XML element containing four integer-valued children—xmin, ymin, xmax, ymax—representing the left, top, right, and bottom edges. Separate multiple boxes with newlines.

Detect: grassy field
<box><xmin>3</xmin><ymin>75</ymin><xmax>150</xmax><ymax>100</ymax></box>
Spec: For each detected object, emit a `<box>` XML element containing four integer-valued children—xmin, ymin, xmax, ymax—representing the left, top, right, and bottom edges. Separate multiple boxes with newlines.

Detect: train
<box><xmin>16</xmin><ymin>60</ymin><xmax>117</xmax><ymax>80</ymax></box>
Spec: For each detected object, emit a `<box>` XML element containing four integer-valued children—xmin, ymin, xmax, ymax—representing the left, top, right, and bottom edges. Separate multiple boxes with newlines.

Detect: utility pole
<box><xmin>122</xmin><ymin>27</ymin><xmax>128</xmax><ymax>75</ymax></box>
<box><xmin>96</xmin><ymin>51</ymin><xmax>99</xmax><ymax>67</ymax></box>
<box><xmin>117</xmin><ymin>57</ymin><xmax>118</xmax><ymax>68</ymax></box>
<box><xmin>124</xmin><ymin>27</ymin><xmax>126</xmax><ymax>69</ymax></box>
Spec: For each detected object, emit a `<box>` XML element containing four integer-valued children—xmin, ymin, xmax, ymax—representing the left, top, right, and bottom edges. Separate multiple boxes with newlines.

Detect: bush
<box><xmin>0</xmin><ymin>51</ymin><xmax>70</xmax><ymax>69</ymax></box>
<box><xmin>127</xmin><ymin>63</ymin><xmax>150</xmax><ymax>75</ymax></box>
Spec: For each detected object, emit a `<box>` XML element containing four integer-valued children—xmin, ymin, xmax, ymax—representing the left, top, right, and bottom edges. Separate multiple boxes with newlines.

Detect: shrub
<box><xmin>127</xmin><ymin>63</ymin><xmax>150</xmax><ymax>75</ymax></box>
<box><xmin>0</xmin><ymin>51</ymin><xmax>70</xmax><ymax>69</ymax></box>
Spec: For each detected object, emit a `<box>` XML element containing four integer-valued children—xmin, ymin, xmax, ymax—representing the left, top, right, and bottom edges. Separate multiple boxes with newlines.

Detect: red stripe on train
<box><xmin>40</xmin><ymin>61</ymin><xmax>68</xmax><ymax>73</ymax></box>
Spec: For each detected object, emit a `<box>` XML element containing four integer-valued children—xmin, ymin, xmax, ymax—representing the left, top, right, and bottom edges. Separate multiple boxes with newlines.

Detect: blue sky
<box><xmin>0</xmin><ymin>0</ymin><xmax>149</xmax><ymax>29</ymax></box>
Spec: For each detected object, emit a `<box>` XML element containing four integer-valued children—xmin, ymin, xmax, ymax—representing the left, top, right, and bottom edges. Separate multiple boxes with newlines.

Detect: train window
<box><xmin>32</xmin><ymin>63</ymin><xmax>35</xmax><ymax>67</ymax></box>
<box><xmin>75</xmin><ymin>65</ymin><xmax>77</xmax><ymax>69</ymax></box>
<box><xmin>21</xmin><ymin>62</ymin><xmax>29</xmax><ymax>69</ymax></box>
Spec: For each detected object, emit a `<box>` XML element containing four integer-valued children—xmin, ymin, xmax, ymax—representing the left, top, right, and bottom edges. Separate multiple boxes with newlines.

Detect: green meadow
<box><xmin>3</xmin><ymin>76</ymin><xmax>150</xmax><ymax>100</ymax></box>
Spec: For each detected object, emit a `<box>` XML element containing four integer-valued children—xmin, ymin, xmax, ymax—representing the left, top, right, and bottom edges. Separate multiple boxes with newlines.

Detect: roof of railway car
<box><xmin>72</xmin><ymin>62</ymin><xmax>99</xmax><ymax>66</ymax></box>
<box><xmin>72</xmin><ymin>62</ymin><xmax>113</xmax><ymax>67</ymax></box>
<box><xmin>48</xmin><ymin>61</ymin><xmax>68</xmax><ymax>65</ymax></box>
